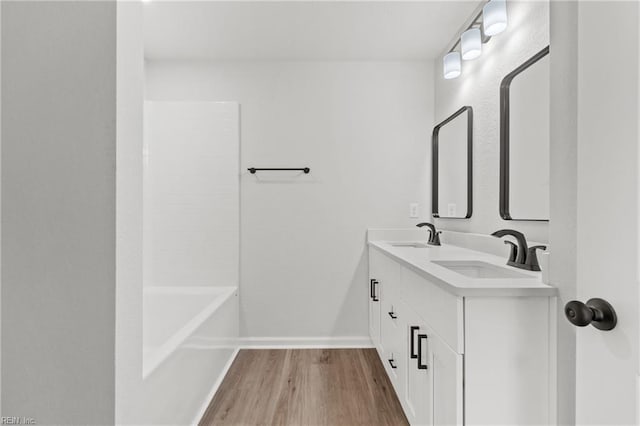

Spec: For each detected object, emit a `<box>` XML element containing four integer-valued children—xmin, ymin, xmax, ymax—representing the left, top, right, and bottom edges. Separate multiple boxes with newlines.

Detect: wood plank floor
<box><xmin>199</xmin><ymin>349</ymin><xmax>409</xmax><ymax>426</ymax></box>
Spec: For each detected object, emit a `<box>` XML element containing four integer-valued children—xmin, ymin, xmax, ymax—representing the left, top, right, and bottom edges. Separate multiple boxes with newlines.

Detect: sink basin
<box><xmin>433</xmin><ymin>260</ymin><xmax>531</xmax><ymax>279</ymax></box>
<box><xmin>390</xmin><ymin>242</ymin><xmax>430</xmax><ymax>248</ymax></box>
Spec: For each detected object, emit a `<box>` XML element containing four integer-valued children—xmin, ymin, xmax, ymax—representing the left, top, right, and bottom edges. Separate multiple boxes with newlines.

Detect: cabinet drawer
<box><xmin>400</xmin><ymin>267</ymin><xmax>464</xmax><ymax>354</ymax></box>
<box><xmin>381</xmin><ymin>300</ymin><xmax>407</xmax><ymax>398</ymax></box>
<box><xmin>381</xmin><ymin>298</ymin><xmax>403</xmax><ymax>369</ymax></box>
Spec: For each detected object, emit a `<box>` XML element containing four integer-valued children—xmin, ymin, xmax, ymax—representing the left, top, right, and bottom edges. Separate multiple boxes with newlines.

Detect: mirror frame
<box><xmin>432</xmin><ymin>106</ymin><xmax>473</xmax><ymax>219</ymax></box>
<box><xmin>499</xmin><ymin>45</ymin><xmax>550</xmax><ymax>221</ymax></box>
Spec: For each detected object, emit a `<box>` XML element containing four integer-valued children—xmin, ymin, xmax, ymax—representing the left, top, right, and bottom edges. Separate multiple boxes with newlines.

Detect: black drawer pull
<box><xmin>388</xmin><ymin>358</ymin><xmax>397</xmax><ymax>369</ymax></box>
<box><xmin>388</xmin><ymin>311</ymin><xmax>397</xmax><ymax>319</ymax></box>
<box><xmin>417</xmin><ymin>334</ymin><xmax>428</xmax><ymax>370</ymax></box>
<box><xmin>410</xmin><ymin>326</ymin><xmax>419</xmax><ymax>359</ymax></box>
<box><xmin>370</xmin><ymin>279</ymin><xmax>379</xmax><ymax>302</ymax></box>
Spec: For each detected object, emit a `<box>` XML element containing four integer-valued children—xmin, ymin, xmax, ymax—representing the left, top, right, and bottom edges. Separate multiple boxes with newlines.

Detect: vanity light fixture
<box><xmin>443</xmin><ymin>52</ymin><xmax>462</xmax><ymax>79</ymax></box>
<box><xmin>483</xmin><ymin>0</ymin><xmax>508</xmax><ymax>36</ymax></box>
<box><xmin>461</xmin><ymin>28</ymin><xmax>482</xmax><ymax>60</ymax></box>
<box><xmin>442</xmin><ymin>0</ymin><xmax>509</xmax><ymax>79</ymax></box>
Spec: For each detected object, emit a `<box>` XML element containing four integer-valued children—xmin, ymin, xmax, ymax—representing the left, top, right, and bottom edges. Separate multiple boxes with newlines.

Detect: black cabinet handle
<box><xmin>370</xmin><ymin>279</ymin><xmax>379</xmax><ymax>302</ymax></box>
<box><xmin>417</xmin><ymin>334</ymin><xmax>428</xmax><ymax>370</ymax></box>
<box><xmin>388</xmin><ymin>311</ymin><xmax>397</xmax><ymax>319</ymax></box>
<box><xmin>388</xmin><ymin>358</ymin><xmax>397</xmax><ymax>369</ymax></box>
<box><xmin>410</xmin><ymin>326</ymin><xmax>419</xmax><ymax>359</ymax></box>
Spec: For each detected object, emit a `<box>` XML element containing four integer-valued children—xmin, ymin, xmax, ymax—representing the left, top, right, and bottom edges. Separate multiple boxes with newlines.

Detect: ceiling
<box><xmin>144</xmin><ymin>1</ymin><xmax>481</xmax><ymax>61</ymax></box>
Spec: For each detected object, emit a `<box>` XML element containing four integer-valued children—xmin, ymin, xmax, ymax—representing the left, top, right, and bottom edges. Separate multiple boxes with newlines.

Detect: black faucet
<box><xmin>491</xmin><ymin>229</ymin><xmax>546</xmax><ymax>271</ymax></box>
<box><xmin>416</xmin><ymin>223</ymin><xmax>441</xmax><ymax>246</ymax></box>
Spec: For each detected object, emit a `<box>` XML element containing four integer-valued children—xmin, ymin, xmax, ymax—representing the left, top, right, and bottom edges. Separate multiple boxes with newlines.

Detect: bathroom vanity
<box><xmin>368</xmin><ymin>231</ymin><xmax>557</xmax><ymax>426</ymax></box>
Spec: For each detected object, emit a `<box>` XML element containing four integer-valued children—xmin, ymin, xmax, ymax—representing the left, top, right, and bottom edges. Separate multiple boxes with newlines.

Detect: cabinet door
<box><xmin>369</xmin><ymin>249</ymin><xmax>401</xmax><ymax>356</ymax></box>
<box><xmin>368</xmin><ymin>250</ymin><xmax>384</xmax><ymax>353</ymax></box>
<box><xmin>428</xmin><ymin>332</ymin><xmax>463</xmax><ymax>426</ymax></box>
<box><xmin>404</xmin><ymin>309</ymin><xmax>432</xmax><ymax>426</ymax></box>
<box><xmin>368</xmin><ymin>277</ymin><xmax>381</xmax><ymax>351</ymax></box>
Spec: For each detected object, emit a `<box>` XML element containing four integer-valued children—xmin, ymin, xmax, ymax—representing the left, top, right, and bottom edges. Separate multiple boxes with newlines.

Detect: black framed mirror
<box><xmin>499</xmin><ymin>46</ymin><xmax>550</xmax><ymax>221</ymax></box>
<box><xmin>432</xmin><ymin>106</ymin><xmax>473</xmax><ymax>219</ymax></box>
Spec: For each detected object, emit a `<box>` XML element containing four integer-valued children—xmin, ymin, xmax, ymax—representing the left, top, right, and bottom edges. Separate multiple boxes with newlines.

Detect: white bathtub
<box><xmin>139</xmin><ymin>286</ymin><xmax>239</xmax><ymax>424</ymax></box>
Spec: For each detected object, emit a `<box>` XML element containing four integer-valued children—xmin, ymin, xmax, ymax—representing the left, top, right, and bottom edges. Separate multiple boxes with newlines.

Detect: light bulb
<box><xmin>443</xmin><ymin>52</ymin><xmax>461</xmax><ymax>79</ymax></box>
<box><xmin>461</xmin><ymin>28</ymin><xmax>482</xmax><ymax>60</ymax></box>
<box><xmin>483</xmin><ymin>0</ymin><xmax>508</xmax><ymax>36</ymax></box>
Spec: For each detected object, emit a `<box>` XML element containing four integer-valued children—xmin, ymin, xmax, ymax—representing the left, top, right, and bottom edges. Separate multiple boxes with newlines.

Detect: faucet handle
<box><xmin>504</xmin><ymin>241</ymin><xmax>518</xmax><ymax>263</ymax></box>
<box><xmin>525</xmin><ymin>245</ymin><xmax>547</xmax><ymax>272</ymax></box>
<box><xmin>430</xmin><ymin>231</ymin><xmax>442</xmax><ymax>246</ymax></box>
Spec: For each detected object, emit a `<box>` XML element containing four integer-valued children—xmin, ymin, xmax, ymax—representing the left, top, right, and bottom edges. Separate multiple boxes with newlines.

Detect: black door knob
<box><xmin>564</xmin><ymin>298</ymin><xmax>617</xmax><ymax>331</ymax></box>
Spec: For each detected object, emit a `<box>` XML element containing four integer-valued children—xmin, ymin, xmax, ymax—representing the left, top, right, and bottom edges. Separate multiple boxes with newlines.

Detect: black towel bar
<box><xmin>248</xmin><ymin>167</ymin><xmax>310</xmax><ymax>174</ymax></box>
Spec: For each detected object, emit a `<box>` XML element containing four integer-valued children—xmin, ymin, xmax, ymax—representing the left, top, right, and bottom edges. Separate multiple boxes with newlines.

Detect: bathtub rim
<box><xmin>142</xmin><ymin>285</ymin><xmax>237</xmax><ymax>379</ymax></box>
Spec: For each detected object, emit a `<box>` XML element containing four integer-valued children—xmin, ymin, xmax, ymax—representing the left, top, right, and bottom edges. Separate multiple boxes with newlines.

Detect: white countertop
<box><xmin>369</xmin><ymin>240</ymin><xmax>557</xmax><ymax>297</ymax></box>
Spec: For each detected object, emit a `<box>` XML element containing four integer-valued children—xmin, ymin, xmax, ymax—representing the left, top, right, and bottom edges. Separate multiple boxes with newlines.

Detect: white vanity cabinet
<box><xmin>368</xmin><ymin>244</ymin><xmax>555</xmax><ymax>426</ymax></box>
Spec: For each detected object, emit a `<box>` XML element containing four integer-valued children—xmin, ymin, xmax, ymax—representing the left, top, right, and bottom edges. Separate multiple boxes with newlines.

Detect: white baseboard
<box><xmin>238</xmin><ymin>336</ymin><xmax>374</xmax><ymax>349</ymax></box>
<box><xmin>190</xmin><ymin>347</ymin><xmax>240</xmax><ymax>426</ymax></box>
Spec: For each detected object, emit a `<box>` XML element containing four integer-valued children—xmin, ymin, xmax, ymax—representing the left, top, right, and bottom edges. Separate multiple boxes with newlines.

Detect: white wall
<box><xmin>2</xmin><ymin>2</ymin><xmax>116</xmax><ymax>423</ymax></box>
<box><xmin>146</xmin><ymin>60</ymin><xmax>433</xmax><ymax>340</ymax></box>
<box><xmin>434</xmin><ymin>0</ymin><xmax>549</xmax><ymax>243</ymax></box>
<box><xmin>143</xmin><ymin>102</ymin><xmax>239</xmax><ymax>288</ymax></box>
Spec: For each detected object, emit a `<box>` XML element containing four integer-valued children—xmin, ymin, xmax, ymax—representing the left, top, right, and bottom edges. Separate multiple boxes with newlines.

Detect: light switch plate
<box><xmin>409</xmin><ymin>203</ymin><xmax>419</xmax><ymax>218</ymax></box>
